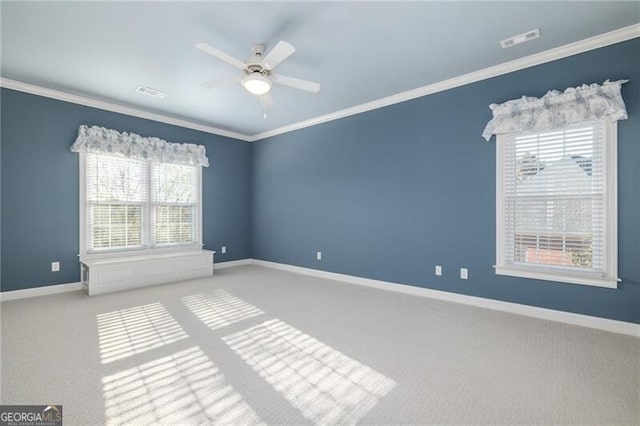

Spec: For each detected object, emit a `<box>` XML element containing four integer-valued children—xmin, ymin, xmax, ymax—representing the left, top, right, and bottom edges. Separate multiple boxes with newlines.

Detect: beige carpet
<box><xmin>1</xmin><ymin>265</ymin><xmax>639</xmax><ymax>425</ymax></box>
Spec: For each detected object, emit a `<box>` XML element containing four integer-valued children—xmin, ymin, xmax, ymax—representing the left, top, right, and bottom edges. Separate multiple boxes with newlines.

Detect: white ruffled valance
<box><xmin>70</xmin><ymin>125</ymin><xmax>209</xmax><ymax>167</ymax></box>
<box><xmin>482</xmin><ymin>79</ymin><xmax>628</xmax><ymax>141</ymax></box>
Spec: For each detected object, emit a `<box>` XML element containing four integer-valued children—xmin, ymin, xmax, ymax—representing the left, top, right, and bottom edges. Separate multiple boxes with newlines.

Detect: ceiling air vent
<box><xmin>135</xmin><ymin>86</ymin><xmax>168</xmax><ymax>99</ymax></box>
<box><xmin>500</xmin><ymin>29</ymin><xmax>541</xmax><ymax>49</ymax></box>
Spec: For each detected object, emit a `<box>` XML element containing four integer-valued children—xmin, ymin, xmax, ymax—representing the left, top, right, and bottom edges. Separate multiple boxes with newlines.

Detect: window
<box><xmin>496</xmin><ymin>119</ymin><xmax>618</xmax><ymax>288</ymax></box>
<box><xmin>81</xmin><ymin>153</ymin><xmax>201</xmax><ymax>256</ymax></box>
<box><xmin>151</xmin><ymin>163</ymin><xmax>199</xmax><ymax>246</ymax></box>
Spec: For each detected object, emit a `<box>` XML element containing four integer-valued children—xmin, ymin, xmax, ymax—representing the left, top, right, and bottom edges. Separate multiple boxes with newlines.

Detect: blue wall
<box><xmin>0</xmin><ymin>89</ymin><xmax>252</xmax><ymax>292</ymax></box>
<box><xmin>252</xmin><ymin>38</ymin><xmax>640</xmax><ymax>324</ymax></box>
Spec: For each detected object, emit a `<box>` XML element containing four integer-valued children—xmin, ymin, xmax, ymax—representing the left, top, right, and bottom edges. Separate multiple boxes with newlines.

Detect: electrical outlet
<box><xmin>316</xmin><ymin>251</ymin><xmax>322</xmax><ymax>261</ymax></box>
<box><xmin>435</xmin><ymin>265</ymin><xmax>442</xmax><ymax>276</ymax></box>
<box><xmin>51</xmin><ymin>262</ymin><xmax>60</xmax><ymax>272</ymax></box>
<box><xmin>221</xmin><ymin>246</ymin><xmax>227</xmax><ymax>254</ymax></box>
<box><xmin>460</xmin><ymin>268</ymin><xmax>468</xmax><ymax>279</ymax></box>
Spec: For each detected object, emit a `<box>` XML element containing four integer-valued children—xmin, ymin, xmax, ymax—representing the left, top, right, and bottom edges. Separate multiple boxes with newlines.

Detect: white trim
<box><xmin>82</xmin><ymin>250</ymin><xmax>213</xmax><ymax>295</ymax></box>
<box><xmin>605</xmin><ymin>121</ymin><xmax>619</xmax><ymax>285</ymax></box>
<box><xmin>495</xmin><ymin>267</ymin><xmax>618</xmax><ymax>289</ymax></box>
<box><xmin>250</xmin><ymin>259</ymin><xmax>640</xmax><ymax>338</ymax></box>
<box><xmin>79</xmin><ymin>152</ymin><xmax>87</xmax><ymax>257</ymax></box>
<box><xmin>495</xmin><ymin>119</ymin><xmax>619</xmax><ymax>288</ymax></box>
<box><xmin>2</xmin><ymin>260</ymin><xmax>638</xmax><ymax>337</ymax></box>
<box><xmin>0</xmin><ymin>257</ymin><xmax>252</xmax><ymax>300</ymax></box>
<box><xmin>1</xmin><ymin>24</ymin><xmax>638</xmax><ymax>143</ymax></box>
<box><xmin>0</xmin><ymin>282</ymin><xmax>83</xmax><ymax>302</ymax></box>
<box><xmin>247</xmin><ymin>23</ymin><xmax>640</xmax><ymax>142</ymax></box>
<box><xmin>215</xmin><ymin>259</ymin><xmax>253</xmax><ymax>270</ymax></box>
<box><xmin>496</xmin><ymin>134</ymin><xmax>506</xmax><ymax>273</ymax></box>
<box><xmin>198</xmin><ymin>165</ymin><xmax>204</xmax><ymax>251</ymax></box>
<box><xmin>0</xmin><ymin>78</ymin><xmax>251</xmax><ymax>142</ymax></box>
<box><xmin>79</xmin><ymin>154</ymin><xmax>204</xmax><ymax>261</ymax></box>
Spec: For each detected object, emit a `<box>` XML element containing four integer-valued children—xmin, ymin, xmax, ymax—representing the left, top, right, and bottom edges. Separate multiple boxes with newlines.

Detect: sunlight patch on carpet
<box><xmin>223</xmin><ymin>319</ymin><xmax>396</xmax><ymax>425</ymax></box>
<box><xmin>97</xmin><ymin>302</ymin><xmax>187</xmax><ymax>364</ymax></box>
<box><xmin>182</xmin><ymin>290</ymin><xmax>264</xmax><ymax>331</ymax></box>
<box><xmin>102</xmin><ymin>346</ymin><xmax>264</xmax><ymax>425</ymax></box>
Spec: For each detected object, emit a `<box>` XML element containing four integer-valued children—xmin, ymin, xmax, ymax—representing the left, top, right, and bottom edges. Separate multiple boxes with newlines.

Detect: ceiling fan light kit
<box><xmin>242</xmin><ymin>73</ymin><xmax>272</xmax><ymax>95</ymax></box>
<box><xmin>197</xmin><ymin>40</ymin><xmax>320</xmax><ymax>116</ymax></box>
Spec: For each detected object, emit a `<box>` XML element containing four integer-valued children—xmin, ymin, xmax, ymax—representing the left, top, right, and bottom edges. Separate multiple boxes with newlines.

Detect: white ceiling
<box><xmin>1</xmin><ymin>2</ymin><xmax>638</xmax><ymax>137</ymax></box>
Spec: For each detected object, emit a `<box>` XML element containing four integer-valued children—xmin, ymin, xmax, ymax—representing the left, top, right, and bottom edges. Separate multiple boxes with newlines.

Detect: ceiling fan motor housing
<box><xmin>242</xmin><ymin>45</ymin><xmax>273</xmax><ymax>94</ymax></box>
<box><xmin>245</xmin><ymin>64</ymin><xmax>270</xmax><ymax>76</ymax></box>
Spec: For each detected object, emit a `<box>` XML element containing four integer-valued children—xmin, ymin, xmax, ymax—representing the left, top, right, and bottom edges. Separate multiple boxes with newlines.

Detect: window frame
<box><xmin>79</xmin><ymin>152</ymin><xmax>203</xmax><ymax>261</ymax></box>
<box><xmin>495</xmin><ymin>118</ymin><xmax>618</xmax><ymax>289</ymax></box>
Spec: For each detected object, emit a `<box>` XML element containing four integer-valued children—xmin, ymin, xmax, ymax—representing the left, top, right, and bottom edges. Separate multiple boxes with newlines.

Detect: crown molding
<box><xmin>248</xmin><ymin>23</ymin><xmax>640</xmax><ymax>142</ymax></box>
<box><xmin>0</xmin><ymin>78</ymin><xmax>252</xmax><ymax>142</ymax></box>
<box><xmin>2</xmin><ymin>24</ymin><xmax>638</xmax><ymax>143</ymax></box>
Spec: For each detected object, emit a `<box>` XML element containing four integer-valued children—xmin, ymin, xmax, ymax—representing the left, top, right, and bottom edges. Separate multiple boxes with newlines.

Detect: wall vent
<box><xmin>136</xmin><ymin>86</ymin><xmax>168</xmax><ymax>99</ymax></box>
<box><xmin>500</xmin><ymin>29</ymin><xmax>541</xmax><ymax>49</ymax></box>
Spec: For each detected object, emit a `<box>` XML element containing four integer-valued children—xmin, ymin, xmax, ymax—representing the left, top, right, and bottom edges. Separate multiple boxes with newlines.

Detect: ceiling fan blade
<box><xmin>200</xmin><ymin>77</ymin><xmax>240</xmax><ymax>89</ymax></box>
<box><xmin>272</xmin><ymin>74</ymin><xmax>320</xmax><ymax>93</ymax></box>
<box><xmin>261</xmin><ymin>41</ymin><xmax>295</xmax><ymax>70</ymax></box>
<box><xmin>196</xmin><ymin>42</ymin><xmax>246</xmax><ymax>70</ymax></box>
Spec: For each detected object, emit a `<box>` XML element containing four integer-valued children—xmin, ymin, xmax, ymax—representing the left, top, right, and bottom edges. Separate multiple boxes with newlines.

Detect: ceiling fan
<box><xmin>196</xmin><ymin>40</ymin><xmax>320</xmax><ymax>117</ymax></box>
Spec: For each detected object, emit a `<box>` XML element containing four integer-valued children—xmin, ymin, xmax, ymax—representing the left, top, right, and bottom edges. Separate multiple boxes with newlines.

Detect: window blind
<box><xmin>502</xmin><ymin>120</ymin><xmax>605</xmax><ymax>273</ymax></box>
<box><xmin>151</xmin><ymin>163</ymin><xmax>199</xmax><ymax>246</ymax></box>
<box><xmin>86</xmin><ymin>154</ymin><xmax>148</xmax><ymax>251</ymax></box>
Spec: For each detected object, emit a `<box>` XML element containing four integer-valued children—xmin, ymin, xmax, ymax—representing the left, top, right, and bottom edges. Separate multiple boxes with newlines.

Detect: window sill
<box><xmin>80</xmin><ymin>243</ymin><xmax>205</xmax><ymax>263</ymax></box>
<box><xmin>81</xmin><ymin>249</ymin><xmax>215</xmax><ymax>267</ymax></box>
<box><xmin>495</xmin><ymin>266</ymin><xmax>619</xmax><ymax>289</ymax></box>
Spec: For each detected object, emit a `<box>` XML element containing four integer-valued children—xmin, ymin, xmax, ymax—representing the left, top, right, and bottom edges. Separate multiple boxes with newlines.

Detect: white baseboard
<box><xmin>251</xmin><ymin>259</ymin><xmax>640</xmax><ymax>338</ymax></box>
<box><xmin>215</xmin><ymin>259</ymin><xmax>253</xmax><ymax>269</ymax></box>
<box><xmin>0</xmin><ymin>258</ymin><xmax>253</xmax><ymax>301</ymax></box>
<box><xmin>0</xmin><ymin>282</ymin><xmax>84</xmax><ymax>302</ymax></box>
<box><xmin>3</xmin><ymin>260</ymin><xmax>638</xmax><ymax>338</ymax></box>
